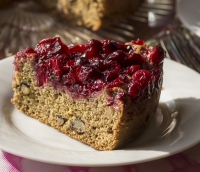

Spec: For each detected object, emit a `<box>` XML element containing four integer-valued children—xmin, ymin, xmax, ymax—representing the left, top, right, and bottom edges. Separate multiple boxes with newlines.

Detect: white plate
<box><xmin>0</xmin><ymin>57</ymin><xmax>200</xmax><ymax>167</ymax></box>
<box><xmin>177</xmin><ymin>0</ymin><xmax>200</xmax><ymax>37</ymax></box>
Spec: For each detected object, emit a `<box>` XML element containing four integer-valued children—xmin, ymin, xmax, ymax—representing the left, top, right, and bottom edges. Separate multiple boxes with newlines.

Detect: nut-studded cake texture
<box><xmin>11</xmin><ymin>37</ymin><xmax>165</xmax><ymax>150</ymax></box>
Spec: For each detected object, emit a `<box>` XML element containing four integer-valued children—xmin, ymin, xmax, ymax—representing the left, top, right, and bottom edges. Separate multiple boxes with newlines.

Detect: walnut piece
<box><xmin>56</xmin><ymin>116</ymin><xmax>65</xmax><ymax>126</ymax></box>
<box><xmin>125</xmin><ymin>42</ymin><xmax>144</xmax><ymax>54</ymax></box>
<box><xmin>20</xmin><ymin>84</ymin><xmax>30</xmax><ymax>95</ymax></box>
<box><xmin>71</xmin><ymin>119</ymin><xmax>85</xmax><ymax>134</ymax></box>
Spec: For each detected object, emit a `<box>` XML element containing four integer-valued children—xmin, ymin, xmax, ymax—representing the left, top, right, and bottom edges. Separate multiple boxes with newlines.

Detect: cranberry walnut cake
<box><xmin>11</xmin><ymin>37</ymin><xmax>165</xmax><ymax>150</ymax></box>
<box><xmin>37</xmin><ymin>0</ymin><xmax>142</xmax><ymax>30</ymax></box>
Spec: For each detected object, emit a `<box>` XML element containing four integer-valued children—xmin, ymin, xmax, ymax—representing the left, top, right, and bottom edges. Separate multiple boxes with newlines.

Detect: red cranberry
<box><xmin>102</xmin><ymin>61</ymin><xmax>121</xmax><ymax>82</ymax></box>
<box><xmin>85</xmin><ymin>39</ymin><xmax>103</xmax><ymax>59</ymax></box>
<box><xmin>67</xmin><ymin>60</ymin><xmax>75</xmax><ymax>66</ymax></box>
<box><xmin>102</xmin><ymin>40</ymin><xmax>119</xmax><ymax>56</ymax></box>
<box><xmin>68</xmin><ymin>44</ymin><xmax>87</xmax><ymax>59</ymax></box>
<box><xmin>123</xmin><ymin>53</ymin><xmax>145</xmax><ymax>67</ymax></box>
<box><xmin>116</xmin><ymin>42</ymin><xmax>127</xmax><ymax>51</ymax></box>
<box><xmin>76</xmin><ymin>65</ymin><xmax>100</xmax><ymax>84</ymax></box>
<box><xmin>90</xmin><ymin>39</ymin><xmax>103</xmax><ymax>50</ymax></box>
<box><xmin>128</xmin><ymin>70</ymin><xmax>154</xmax><ymax>98</ymax></box>
<box><xmin>148</xmin><ymin>46</ymin><xmax>166</xmax><ymax>66</ymax></box>
<box><xmin>75</xmin><ymin>57</ymin><xmax>89</xmax><ymax>66</ymax></box>
<box><xmin>107</xmin><ymin>74</ymin><xmax>129</xmax><ymax>88</ymax></box>
<box><xmin>132</xmin><ymin>70</ymin><xmax>153</xmax><ymax>88</ymax></box>
<box><xmin>68</xmin><ymin>44</ymin><xmax>87</xmax><ymax>53</ymax></box>
<box><xmin>128</xmin><ymin>81</ymin><xmax>141</xmax><ymax>98</ymax></box>
<box><xmin>90</xmin><ymin>58</ymin><xmax>104</xmax><ymax>72</ymax></box>
<box><xmin>131</xmin><ymin>39</ymin><xmax>145</xmax><ymax>45</ymax></box>
<box><xmin>35</xmin><ymin>37</ymin><xmax>69</xmax><ymax>59</ymax></box>
<box><xmin>122</xmin><ymin>65</ymin><xmax>140</xmax><ymax>75</ymax></box>
<box><xmin>107</xmin><ymin>50</ymin><xmax>126</xmax><ymax>64</ymax></box>
<box><xmin>25</xmin><ymin>47</ymin><xmax>36</xmax><ymax>55</ymax></box>
<box><xmin>107</xmin><ymin>77</ymin><xmax>124</xmax><ymax>88</ymax></box>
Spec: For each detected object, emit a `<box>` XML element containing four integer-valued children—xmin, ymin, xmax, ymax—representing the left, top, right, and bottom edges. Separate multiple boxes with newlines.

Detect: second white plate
<box><xmin>0</xmin><ymin>57</ymin><xmax>200</xmax><ymax>166</ymax></box>
<box><xmin>177</xmin><ymin>0</ymin><xmax>200</xmax><ymax>37</ymax></box>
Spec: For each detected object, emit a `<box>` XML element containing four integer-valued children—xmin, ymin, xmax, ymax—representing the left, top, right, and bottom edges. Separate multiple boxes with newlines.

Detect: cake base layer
<box><xmin>11</xmin><ymin>57</ymin><xmax>161</xmax><ymax>150</ymax></box>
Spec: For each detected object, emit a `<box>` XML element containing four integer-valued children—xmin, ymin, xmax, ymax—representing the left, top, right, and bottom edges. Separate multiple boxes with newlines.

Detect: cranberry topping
<box><xmin>15</xmin><ymin>37</ymin><xmax>165</xmax><ymax>104</ymax></box>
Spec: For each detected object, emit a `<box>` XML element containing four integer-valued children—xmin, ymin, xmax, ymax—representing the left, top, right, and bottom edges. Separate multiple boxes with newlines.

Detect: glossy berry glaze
<box><xmin>14</xmin><ymin>37</ymin><xmax>165</xmax><ymax>104</ymax></box>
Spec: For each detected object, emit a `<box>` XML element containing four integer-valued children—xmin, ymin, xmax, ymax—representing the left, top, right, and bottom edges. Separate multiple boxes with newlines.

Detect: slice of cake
<box><xmin>37</xmin><ymin>0</ymin><xmax>143</xmax><ymax>30</ymax></box>
<box><xmin>11</xmin><ymin>37</ymin><xmax>165</xmax><ymax>150</ymax></box>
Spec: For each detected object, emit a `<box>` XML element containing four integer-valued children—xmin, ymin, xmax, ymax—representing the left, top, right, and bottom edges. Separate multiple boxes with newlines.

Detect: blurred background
<box><xmin>0</xmin><ymin>0</ymin><xmax>200</xmax><ymax>73</ymax></box>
